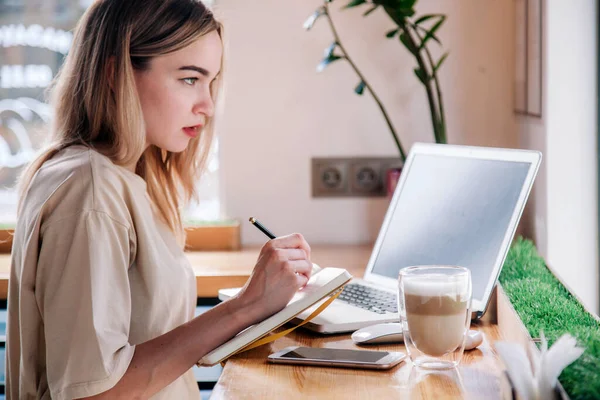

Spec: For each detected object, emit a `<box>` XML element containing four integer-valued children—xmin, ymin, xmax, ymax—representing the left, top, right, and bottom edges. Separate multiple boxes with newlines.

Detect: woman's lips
<box><xmin>183</xmin><ymin>125</ymin><xmax>202</xmax><ymax>138</ymax></box>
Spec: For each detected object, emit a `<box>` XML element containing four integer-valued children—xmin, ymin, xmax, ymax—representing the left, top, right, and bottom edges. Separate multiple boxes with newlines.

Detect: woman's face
<box><xmin>134</xmin><ymin>30</ymin><xmax>222</xmax><ymax>153</ymax></box>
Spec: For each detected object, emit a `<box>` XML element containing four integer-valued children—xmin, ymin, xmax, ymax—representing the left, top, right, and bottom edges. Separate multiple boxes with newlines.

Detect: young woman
<box><xmin>6</xmin><ymin>1</ymin><xmax>312</xmax><ymax>399</ymax></box>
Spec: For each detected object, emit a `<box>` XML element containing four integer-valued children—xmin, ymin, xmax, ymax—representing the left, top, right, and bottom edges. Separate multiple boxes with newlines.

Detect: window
<box><xmin>0</xmin><ymin>0</ymin><xmax>221</xmax><ymax>228</ymax></box>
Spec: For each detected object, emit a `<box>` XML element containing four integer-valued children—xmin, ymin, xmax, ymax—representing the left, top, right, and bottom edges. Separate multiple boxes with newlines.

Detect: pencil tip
<box><xmin>249</xmin><ymin>217</ymin><xmax>255</xmax><ymax>223</ymax></box>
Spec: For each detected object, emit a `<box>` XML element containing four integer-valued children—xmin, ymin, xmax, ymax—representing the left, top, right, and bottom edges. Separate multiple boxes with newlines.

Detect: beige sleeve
<box><xmin>35</xmin><ymin>210</ymin><xmax>136</xmax><ymax>400</ymax></box>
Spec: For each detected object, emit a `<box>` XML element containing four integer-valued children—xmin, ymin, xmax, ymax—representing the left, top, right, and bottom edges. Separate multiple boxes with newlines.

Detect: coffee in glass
<box><xmin>398</xmin><ymin>266</ymin><xmax>472</xmax><ymax>369</ymax></box>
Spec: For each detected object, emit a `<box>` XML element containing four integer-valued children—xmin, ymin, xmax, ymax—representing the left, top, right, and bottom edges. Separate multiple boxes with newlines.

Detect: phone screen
<box><xmin>279</xmin><ymin>347</ymin><xmax>389</xmax><ymax>363</ymax></box>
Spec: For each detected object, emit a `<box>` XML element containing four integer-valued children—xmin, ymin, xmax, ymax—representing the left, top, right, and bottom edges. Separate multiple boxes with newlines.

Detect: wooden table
<box><xmin>210</xmin><ymin>320</ymin><xmax>508</xmax><ymax>400</ymax></box>
<box><xmin>189</xmin><ymin>245</ymin><xmax>373</xmax><ymax>298</ymax></box>
<box><xmin>0</xmin><ymin>245</ymin><xmax>374</xmax><ymax>299</ymax></box>
<box><xmin>0</xmin><ymin>245</ymin><xmax>513</xmax><ymax>399</ymax></box>
<box><xmin>188</xmin><ymin>246</ymin><xmax>509</xmax><ymax>400</ymax></box>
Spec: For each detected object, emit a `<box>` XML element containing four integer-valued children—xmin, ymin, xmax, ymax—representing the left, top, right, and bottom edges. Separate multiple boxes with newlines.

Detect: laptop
<box><xmin>220</xmin><ymin>143</ymin><xmax>542</xmax><ymax>334</ymax></box>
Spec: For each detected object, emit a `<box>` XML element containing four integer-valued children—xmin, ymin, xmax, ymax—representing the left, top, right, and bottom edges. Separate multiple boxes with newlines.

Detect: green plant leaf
<box><xmin>415</xmin><ymin>25</ymin><xmax>441</xmax><ymax>45</ymax></box>
<box><xmin>399</xmin><ymin>0</ymin><xmax>417</xmax><ymax>6</ymax></box>
<box><xmin>418</xmin><ymin>16</ymin><xmax>446</xmax><ymax>50</ymax></box>
<box><xmin>379</xmin><ymin>0</ymin><xmax>416</xmax><ymax>19</ymax></box>
<box><xmin>363</xmin><ymin>5</ymin><xmax>378</xmax><ymax>16</ymax></box>
<box><xmin>392</xmin><ymin>0</ymin><xmax>417</xmax><ymax>11</ymax></box>
<box><xmin>344</xmin><ymin>0</ymin><xmax>366</xmax><ymax>8</ymax></box>
<box><xmin>413</xmin><ymin>14</ymin><xmax>442</xmax><ymax>25</ymax></box>
<box><xmin>413</xmin><ymin>67</ymin><xmax>429</xmax><ymax>84</ymax></box>
<box><xmin>399</xmin><ymin>32</ymin><xmax>417</xmax><ymax>56</ymax></box>
<box><xmin>354</xmin><ymin>81</ymin><xmax>366</xmax><ymax>95</ymax></box>
<box><xmin>433</xmin><ymin>52</ymin><xmax>448</xmax><ymax>74</ymax></box>
<box><xmin>392</xmin><ymin>8</ymin><xmax>415</xmax><ymax>18</ymax></box>
<box><xmin>391</xmin><ymin>0</ymin><xmax>416</xmax><ymax>18</ymax></box>
<box><xmin>303</xmin><ymin>9</ymin><xmax>324</xmax><ymax>31</ymax></box>
<box><xmin>324</xmin><ymin>42</ymin><xmax>337</xmax><ymax>58</ymax></box>
<box><xmin>316</xmin><ymin>55</ymin><xmax>342</xmax><ymax>72</ymax></box>
<box><xmin>386</xmin><ymin>28</ymin><xmax>399</xmax><ymax>38</ymax></box>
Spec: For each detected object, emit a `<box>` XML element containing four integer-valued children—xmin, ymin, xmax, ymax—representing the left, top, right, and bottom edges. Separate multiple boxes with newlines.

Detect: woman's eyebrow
<box><xmin>178</xmin><ymin>65</ymin><xmax>210</xmax><ymax>76</ymax></box>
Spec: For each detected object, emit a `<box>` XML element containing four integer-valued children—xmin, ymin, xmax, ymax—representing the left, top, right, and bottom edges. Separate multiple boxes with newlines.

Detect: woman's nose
<box><xmin>193</xmin><ymin>94</ymin><xmax>215</xmax><ymax>118</ymax></box>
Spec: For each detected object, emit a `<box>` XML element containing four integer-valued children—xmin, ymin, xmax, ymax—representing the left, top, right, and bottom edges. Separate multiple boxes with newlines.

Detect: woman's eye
<box><xmin>182</xmin><ymin>77</ymin><xmax>198</xmax><ymax>85</ymax></box>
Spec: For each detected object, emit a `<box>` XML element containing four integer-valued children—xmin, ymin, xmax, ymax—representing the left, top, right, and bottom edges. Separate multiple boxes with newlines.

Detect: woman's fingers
<box><xmin>288</xmin><ymin>259</ymin><xmax>312</xmax><ymax>277</ymax></box>
<box><xmin>296</xmin><ymin>272</ymin><xmax>309</xmax><ymax>288</ymax></box>
<box><xmin>242</xmin><ymin>234</ymin><xmax>314</xmax><ymax>320</ymax></box>
<box><xmin>269</xmin><ymin>233</ymin><xmax>311</xmax><ymax>258</ymax></box>
<box><xmin>277</xmin><ymin>248</ymin><xmax>308</xmax><ymax>261</ymax></box>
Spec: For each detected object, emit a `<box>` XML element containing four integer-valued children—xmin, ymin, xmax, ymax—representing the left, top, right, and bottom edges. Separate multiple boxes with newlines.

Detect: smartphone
<box><xmin>268</xmin><ymin>346</ymin><xmax>406</xmax><ymax>370</ymax></box>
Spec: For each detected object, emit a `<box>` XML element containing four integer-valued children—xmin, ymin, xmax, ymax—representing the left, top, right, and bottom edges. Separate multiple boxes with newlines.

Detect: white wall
<box><xmin>215</xmin><ymin>0</ymin><xmax>518</xmax><ymax>245</ymax></box>
<box><xmin>520</xmin><ymin>0</ymin><xmax>599</xmax><ymax>314</ymax></box>
<box><xmin>545</xmin><ymin>0</ymin><xmax>598</xmax><ymax>313</ymax></box>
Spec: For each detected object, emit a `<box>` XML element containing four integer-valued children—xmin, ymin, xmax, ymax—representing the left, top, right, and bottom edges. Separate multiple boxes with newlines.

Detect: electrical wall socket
<box><xmin>312</xmin><ymin>157</ymin><xmax>402</xmax><ymax>197</ymax></box>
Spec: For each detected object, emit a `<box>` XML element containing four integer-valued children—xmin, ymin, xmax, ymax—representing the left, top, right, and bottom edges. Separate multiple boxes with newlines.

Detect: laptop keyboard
<box><xmin>337</xmin><ymin>283</ymin><xmax>398</xmax><ymax>314</ymax></box>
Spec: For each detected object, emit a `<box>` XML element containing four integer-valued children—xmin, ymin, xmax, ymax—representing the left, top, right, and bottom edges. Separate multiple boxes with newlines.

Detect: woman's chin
<box><xmin>157</xmin><ymin>140</ymin><xmax>191</xmax><ymax>154</ymax></box>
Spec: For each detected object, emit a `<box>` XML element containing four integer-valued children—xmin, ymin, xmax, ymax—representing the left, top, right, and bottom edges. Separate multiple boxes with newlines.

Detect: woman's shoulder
<box><xmin>39</xmin><ymin>144</ymin><xmax>144</xmax><ymax>182</ymax></box>
<box><xmin>25</xmin><ymin>145</ymin><xmax>147</xmax><ymax>229</ymax></box>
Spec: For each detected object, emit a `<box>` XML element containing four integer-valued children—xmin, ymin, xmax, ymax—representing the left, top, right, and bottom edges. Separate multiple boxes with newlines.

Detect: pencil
<box><xmin>249</xmin><ymin>217</ymin><xmax>276</xmax><ymax>239</ymax></box>
<box><xmin>249</xmin><ymin>217</ymin><xmax>322</xmax><ymax>275</ymax></box>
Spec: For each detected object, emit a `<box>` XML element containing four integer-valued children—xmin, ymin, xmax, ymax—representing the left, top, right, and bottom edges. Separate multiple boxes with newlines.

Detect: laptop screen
<box><xmin>370</xmin><ymin>153</ymin><xmax>531</xmax><ymax>301</ymax></box>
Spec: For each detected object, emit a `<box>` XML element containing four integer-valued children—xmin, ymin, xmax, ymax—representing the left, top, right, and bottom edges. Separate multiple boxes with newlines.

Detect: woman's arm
<box><xmin>81</xmin><ymin>233</ymin><xmax>312</xmax><ymax>399</ymax></box>
<box><xmin>82</xmin><ymin>295</ymin><xmax>256</xmax><ymax>399</ymax></box>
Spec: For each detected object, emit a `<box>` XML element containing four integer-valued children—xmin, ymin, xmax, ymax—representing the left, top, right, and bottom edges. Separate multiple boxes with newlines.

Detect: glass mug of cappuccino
<box><xmin>398</xmin><ymin>265</ymin><xmax>472</xmax><ymax>369</ymax></box>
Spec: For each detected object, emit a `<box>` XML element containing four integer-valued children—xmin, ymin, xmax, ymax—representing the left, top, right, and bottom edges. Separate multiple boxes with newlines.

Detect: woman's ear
<box><xmin>106</xmin><ymin>56</ymin><xmax>115</xmax><ymax>91</ymax></box>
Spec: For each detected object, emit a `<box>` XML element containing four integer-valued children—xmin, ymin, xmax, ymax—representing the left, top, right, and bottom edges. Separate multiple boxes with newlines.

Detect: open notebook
<box><xmin>198</xmin><ymin>267</ymin><xmax>352</xmax><ymax>366</ymax></box>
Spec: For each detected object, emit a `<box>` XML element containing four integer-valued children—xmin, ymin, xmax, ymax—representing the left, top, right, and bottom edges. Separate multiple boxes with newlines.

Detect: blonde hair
<box><xmin>18</xmin><ymin>0</ymin><xmax>223</xmax><ymax>246</ymax></box>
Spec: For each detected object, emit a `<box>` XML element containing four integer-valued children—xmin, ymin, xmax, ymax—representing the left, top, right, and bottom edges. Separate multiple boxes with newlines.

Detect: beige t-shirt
<box><xmin>6</xmin><ymin>145</ymin><xmax>200</xmax><ymax>399</ymax></box>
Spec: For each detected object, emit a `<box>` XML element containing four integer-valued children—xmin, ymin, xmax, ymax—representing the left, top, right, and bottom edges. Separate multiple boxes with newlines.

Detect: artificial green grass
<box><xmin>499</xmin><ymin>237</ymin><xmax>600</xmax><ymax>400</ymax></box>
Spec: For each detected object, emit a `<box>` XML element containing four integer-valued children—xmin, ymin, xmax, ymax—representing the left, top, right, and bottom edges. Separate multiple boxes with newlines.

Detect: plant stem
<box><xmin>385</xmin><ymin>7</ymin><xmax>442</xmax><ymax>144</ymax></box>
<box><xmin>401</xmin><ymin>22</ymin><xmax>442</xmax><ymax>144</ymax></box>
<box><xmin>411</xmin><ymin>24</ymin><xmax>447</xmax><ymax>144</ymax></box>
<box><xmin>323</xmin><ymin>2</ymin><xmax>406</xmax><ymax>162</ymax></box>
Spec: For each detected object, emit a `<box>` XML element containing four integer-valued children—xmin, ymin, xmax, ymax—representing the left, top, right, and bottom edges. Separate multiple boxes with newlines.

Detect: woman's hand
<box><xmin>235</xmin><ymin>233</ymin><xmax>312</xmax><ymax>324</ymax></box>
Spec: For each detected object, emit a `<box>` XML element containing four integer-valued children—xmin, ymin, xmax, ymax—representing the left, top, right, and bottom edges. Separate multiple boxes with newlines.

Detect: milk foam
<box><xmin>403</xmin><ymin>273</ymin><xmax>469</xmax><ymax>297</ymax></box>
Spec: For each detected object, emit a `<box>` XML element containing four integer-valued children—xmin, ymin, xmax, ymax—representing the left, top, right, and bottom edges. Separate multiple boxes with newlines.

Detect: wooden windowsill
<box><xmin>0</xmin><ymin>229</ymin><xmax>12</xmax><ymax>253</ymax></box>
<box><xmin>0</xmin><ymin>221</ymin><xmax>241</xmax><ymax>254</ymax></box>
